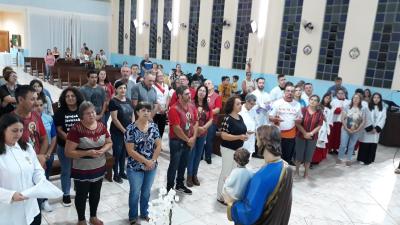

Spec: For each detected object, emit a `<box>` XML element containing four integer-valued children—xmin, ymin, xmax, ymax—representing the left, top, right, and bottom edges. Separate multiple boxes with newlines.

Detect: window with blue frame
<box><xmin>118</xmin><ymin>0</ymin><xmax>125</xmax><ymax>54</ymax></box>
<box><xmin>187</xmin><ymin>0</ymin><xmax>200</xmax><ymax>64</ymax></box>
<box><xmin>208</xmin><ymin>0</ymin><xmax>225</xmax><ymax>67</ymax></box>
<box><xmin>129</xmin><ymin>0</ymin><xmax>137</xmax><ymax>55</ymax></box>
<box><xmin>276</xmin><ymin>0</ymin><xmax>304</xmax><ymax>76</ymax></box>
<box><xmin>365</xmin><ymin>0</ymin><xmax>400</xmax><ymax>89</ymax></box>
<box><xmin>162</xmin><ymin>0</ymin><xmax>172</xmax><ymax>60</ymax></box>
<box><xmin>316</xmin><ymin>0</ymin><xmax>349</xmax><ymax>81</ymax></box>
<box><xmin>232</xmin><ymin>0</ymin><xmax>253</xmax><ymax>70</ymax></box>
<box><xmin>149</xmin><ymin>0</ymin><xmax>158</xmax><ymax>58</ymax></box>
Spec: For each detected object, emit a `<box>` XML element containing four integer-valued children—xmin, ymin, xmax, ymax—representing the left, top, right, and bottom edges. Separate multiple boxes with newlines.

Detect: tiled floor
<box><xmin>8</xmin><ymin>67</ymin><xmax>400</xmax><ymax>225</ymax></box>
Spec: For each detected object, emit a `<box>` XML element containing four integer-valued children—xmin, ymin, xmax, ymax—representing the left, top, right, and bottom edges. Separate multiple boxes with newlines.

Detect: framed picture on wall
<box><xmin>11</xmin><ymin>34</ymin><xmax>21</xmax><ymax>47</ymax></box>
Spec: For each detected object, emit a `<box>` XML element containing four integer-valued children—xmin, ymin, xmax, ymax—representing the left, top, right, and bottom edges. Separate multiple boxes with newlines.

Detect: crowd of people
<box><xmin>0</xmin><ymin>52</ymin><xmax>396</xmax><ymax>225</ymax></box>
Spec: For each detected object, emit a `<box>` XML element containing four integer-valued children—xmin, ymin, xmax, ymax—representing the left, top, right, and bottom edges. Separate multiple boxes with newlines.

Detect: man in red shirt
<box><xmin>167</xmin><ymin>86</ymin><xmax>198</xmax><ymax>194</ymax></box>
<box><xmin>14</xmin><ymin>85</ymin><xmax>48</xmax><ymax>166</ymax></box>
<box><xmin>168</xmin><ymin>75</ymin><xmax>196</xmax><ymax>107</ymax></box>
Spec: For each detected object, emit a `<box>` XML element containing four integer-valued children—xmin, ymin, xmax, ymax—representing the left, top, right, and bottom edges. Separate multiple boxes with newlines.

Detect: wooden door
<box><xmin>0</xmin><ymin>31</ymin><xmax>10</xmax><ymax>52</ymax></box>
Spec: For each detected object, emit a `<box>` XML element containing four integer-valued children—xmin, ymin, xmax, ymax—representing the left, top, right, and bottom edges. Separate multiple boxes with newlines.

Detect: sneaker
<box><xmin>41</xmin><ymin>200</ymin><xmax>53</xmax><ymax>212</ymax></box>
<box><xmin>120</xmin><ymin>173</ymin><xmax>128</xmax><ymax>180</ymax></box>
<box><xmin>62</xmin><ymin>195</ymin><xmax>72</xmax><ymax>207</ymax></box>
<box><xmin>192</xmin><ymin>176</ymin><xmax>200</xmax><ymax>186</ymax></box>
<box><xmin>175</xmin><ymin>185</ymin><xmax>192</xmax><ymax>195</ymax></box>
<box><xmin>113</xmin><ymin>175</ymin><xmax>123</xmax><ymax>184</ymax></box>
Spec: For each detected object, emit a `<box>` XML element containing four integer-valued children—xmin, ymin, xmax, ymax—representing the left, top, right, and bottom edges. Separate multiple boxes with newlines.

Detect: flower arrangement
<box><xmin>148</xmin><ymin>187</ymin><xmax>180</xmax><ymax>225</ymax></box>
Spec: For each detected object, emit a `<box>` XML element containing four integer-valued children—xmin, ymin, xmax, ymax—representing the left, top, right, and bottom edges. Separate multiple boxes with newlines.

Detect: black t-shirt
<box><xmin>0</xmin><ymin>84</ymin><xmax>20</xmax><ymax>117</ymax></box>
<box><xmin>54</xmin><ymin>108</ymin><xmax>80</xmax><ymax>146</ymax></box>
<box><xmin>109</xmin><ymin>97</ymin><xmax>134</xmax><ymax>133</ymax></box>
<box><xmin>220</xmin><ymin>115</ymin><xmax>247</xmax><ymax>150</ymax></box>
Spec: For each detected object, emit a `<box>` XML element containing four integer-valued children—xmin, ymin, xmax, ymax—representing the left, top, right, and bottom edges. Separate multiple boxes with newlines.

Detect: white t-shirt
<box><xmin>270</xmin><ymin>86</ymin><xmax>284</xmax><ymax>102</ymax></box>
<box><xmin>223</xmin><ymin>167</ymin><xmax>254</xmax><ymax>201</ymax></box>
<box><xmin>331</xmin><ymin>98</ymin><xmax>350</xmax><ymax>122</ymax></box>
<box><xmin>251</xmin><ymin>89</ymin><xmax>271</xmax><ymax>126</ymax></box>
<box><xmin>153</xmin><ymin>83</ymin><xmax>169</xmax><ymax>112</ymax></box>
<box><xmin>269</xmin><ymin>98</ymin><xmax>302</xmax><ymax>131</ymax></box>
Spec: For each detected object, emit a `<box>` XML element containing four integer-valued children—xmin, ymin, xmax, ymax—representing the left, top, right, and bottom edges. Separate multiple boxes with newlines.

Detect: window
<box><xmin>149</xmin><ymin>0</ymin><xmax>158</xmax><ymax>58</ymax></box>
<box><xmin>232</xmin><ymin>0</ymin><xmax>253</xmax><ymax>70</ymax></box>
<box><xmin>118</xmin><ymin>0</ymin><xmax>125</xmax><ymax>54</ymax></box>
<box><xmin>186</xmin><ymin>0</ymin><xmax>200</xmax><ymax>64</ymax></box>
<box><xmin>129</xmin><ymin>0</ymin><xmax>137</xmax><ymax>55</ymax></box>
<box><xmin>162</xmin><ymin>0</ymin><xmax>172</xmax><ymax>60</ymax></box>
<box><xmin>208</xmin><ymin>0</ymin><xmax>225</xmax><ymax>67</ymax></box>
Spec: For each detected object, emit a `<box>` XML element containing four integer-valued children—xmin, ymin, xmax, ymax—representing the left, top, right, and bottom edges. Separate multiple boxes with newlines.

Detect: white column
<box><xmin>110</xmin><ymin>0</ymin><xmax>118</xmax><ymax>53</ymax></box>
<box><xmin>294</xmin><ymin>0</ymin><xmax>326</xmax><ymax>78</ymax></box>
<box><xmin>156</xmin><ymin>0</ymin><xmax>164</xmax><ymax>59</ymax></box>
<box><xmin>170</xmin><ymin>0</ymin><xmax>189</xmax><ymax>62</ymax></box>
<box><xmin>136</xmin><ymin>0</ymin><xmax>151</xmax><ymax>56</ymax></box>
<box><xmin>219</xmin><ymin>0</ymin><xmax>238</xmax><ymax>69</ymax></box>
<box><xmin>196</xmin><ymin>0</ymin><xmax>213</xmax><ymax>66</ymax></box>
<box><xmin>123</xmin><ymin>0</ymin><xmax>131</xmax><ymax>54</ymax></box>
<box><xmin>338</xmin><ymin>0</ymin><xmax>379</xmax><ymax>85</ymax></box>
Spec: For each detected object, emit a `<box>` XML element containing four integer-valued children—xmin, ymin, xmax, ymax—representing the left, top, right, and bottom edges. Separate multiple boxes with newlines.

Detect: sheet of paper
<box><xmin>21</xmin><ymin>179</ymin><xmax>63</xmax><ymax>199</ymax></box>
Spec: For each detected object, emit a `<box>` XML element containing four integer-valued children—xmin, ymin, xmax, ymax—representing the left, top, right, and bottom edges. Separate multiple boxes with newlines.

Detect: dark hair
<box><xmin>221</xmin><ymin>76</ymin><xmax>229</xmax><ymax>82</ymax></box>
<box><xmin>309</xmin><ymin>94</ymin><xmax>322</xmax><ymax>111</ymax></box>
<box><xmin>234</xmin><ymin>148</ymin><xmax>250</xmax><ymax>167</ymax></box>
<box><xmin>232</xmin><ymin>75</ymin><xmax>239</xmax><ymax>81</ymax></box>
<box><xmin>256</xmin><ymin>77</ymin><xmax>265</xmax><ymax>83</ymax></box>
<box><xmin>58</xmin><ymin>87</ymin><xmax>84</xmax><ymax>111</ymax></box>
<box><xmin>36</xmin><ymin>92</ymin><xmax>48</xmax><ymax>104</ymax></box>
<box><xmin>131</xmin><ymin>64</ymin><xmax>139</xmax><ymax>68</ymax></box>
<box><xmin>349</xmin><ymin>93</ymin><xmax>363</xmax><ymax>109</ymax></box>
<box><xmin>284</xmin><ymin>82</ymin><xmax>294</xmax><ymax>90</ymax></box>
<box><xmin>15</xmin><ymin>85</ymin><xmax>36</xmax><ymax>103</ymax></box>
<box><xmin>196</xmin><ymin>66</ymin><xmax>202</xmax><ymax>71</ymax></box>
<box><xmin>3</xmin><ymin>69</ymin><xmax>16</xmax><ymax>81</ymax></box>
<box><xmin>277</xmin><ymin>74</ymin><xmax>285</xmax><ymax>79</ymax></box>
<box><xmin>256</xmin><ymin>125</ymin><xmax>282</xmax><ymax>157</ymax></box>
<box><xmin>2</xmin><ymin>66</ymin><xmax>13</xmax><ymax>76</ymax></box>
<box><xmin>335</xmin><ymin>87</ymin><xmax>345</xmax><ymax>96</ymax></box>
<box><xmin>29</xmin><ymin>79</ymin><xmax>44</xmax><ymax>93</ymax></box>
<box><xmin>321</xmin><ymin>92</ymin><xmax>332</xmax><ymax>109</ymax></box>
<box><xmin>0</xmin><ymin>114</ymin><xmax>28</xmax><ymax>155</ymax></box>
<box><xmin>364</xmin><ymin>89</ymin><xmax>371</xmax><ymax>97</ymax></box>
<box><xmin>294</xmin><ymin>84</ymin><xmax>303</xmax><ymax>90</ymax></box>
<box><xmin>194</xmin><ymin>85</ymin><xmax>209</xmax><ymax>111</ymax></box>
<box><xmin>335</xmin><ymin>77</ymin><xmax>343</xmax><ymax>81</ymax></box>
<box><xmin>304</xmin><ymin>82</ymin><xmax>312</xmax><ymax>87</ymax></box>
<box><xmin>134</xmin><ymin>101</ymin><xmax>153</xmax><ymax>119</ymax></box>
<box><xmin>355</xmin><ymin>88</ymin><xmax>364</xmax><ymax>97</ymax></box>
<box><xmin>78</xmin><ymin>101</ymin><xmax>95</xmax><ymax>119</ymax></box>
<box><xmin>97</xmin><ymin>69</ymin><xmax>110</xmax><ymax>84</ymax></box>
<box><xmin>368</xmin><ymin>92</ymin><xmax>383</xmax><ymax>111</ymax></box>
<box><xmin>175</xmin><ymin>85</ymin><xmax>188</xmax><ymax>97</ymax></box>
<box><xmin>86</xmin><ymin>70</ymin><xmax>98</xmax><ymax>77</ymax></box>
<box><xmin>224</xmin><ymin>96</ymin><xmax>241</xmax><ymax>115</ymax></box>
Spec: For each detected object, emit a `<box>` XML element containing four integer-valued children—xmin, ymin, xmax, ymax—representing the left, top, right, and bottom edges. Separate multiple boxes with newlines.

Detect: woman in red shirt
<box><xmin>97</xmin><ymin>69</ymin><xmax>114</xmax><ymax>125</ymax></box>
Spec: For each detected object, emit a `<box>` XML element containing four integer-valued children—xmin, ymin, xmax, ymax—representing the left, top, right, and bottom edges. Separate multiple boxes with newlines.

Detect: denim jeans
<box><xmin>45</xmin><ymin>64</ymin><xmax>53</xmax><ymax>81</ymax></box>
<box><xmin>57</xmin><ymin>145</ymin><xmax>71</xmax><ymax>195</ymax></box>
<box><xmin>111</xmin><ymin>132</ymin><xmax>126</xmax><ymax>176</ymax></box>
<box><xmin>338</xmin><ymin>128</ymin><xmax>361</xmax><ymax>161</ymax></box>
<box><xmin>187</xmin><ymin>135</ymin><xmax>206</xmax><ymax>176</ymax></box>
<box><xmin>167</xmin><ymin>139</ymin><xmax>190</xmax><ymax>188</ymax></box>
<box><xmin>127</xmin><ymin>167</ymin><xmax>157</xmax><ymax>220</ymax></box>
<box><xmin>204</xmin><ymin>124</ymin><xmax>217</xmax><ymax>160</ymax></box>
<box><xmin>45</xmin><ymin>154</ymin><xmax>55</xmax><ymax>180</ymax></box>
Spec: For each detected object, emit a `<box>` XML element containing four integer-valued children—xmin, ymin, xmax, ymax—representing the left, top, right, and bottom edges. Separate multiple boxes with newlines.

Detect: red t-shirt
<box><xmin>197</xmin><ymin>105</ymin><xmax>213</xmax><ymax>137</ymax></box>
<box><xmin>15</xmin><ymin>111</ymin><xmax>47</xmax><ymax>154</ymax></box>
<box><xmin>168</xmin><ymin>102</ymin><xmax>198</xmax><ymax>139</ymax></box>
<box><xmin>168</xmin><ymin>87</ymin><xmax>196</xmax><ymax>107</ymax></box>
<box><xmin>297</xmin><ymin>107</ymin><xmax>324</xmax><ymax>140</ymax></box>
<box><xmin>207</xmin><ymin>92</ymin><xmax>222</xmax><ymax>124</ymax></box>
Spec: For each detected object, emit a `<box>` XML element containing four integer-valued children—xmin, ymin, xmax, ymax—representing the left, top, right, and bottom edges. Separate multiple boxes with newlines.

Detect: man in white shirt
<box><xmin>301</xmin><ymin>83</ymin><xmax>313</xmax><ymax>105</ymax></box>
<box><xmin>129</xmin><ymin>64</ymin><xmax>139</xmax><ymax>83</ymax></box>
<box><xmin>251</xmin><ymin>77</ymin><xmax>271</xmax><ymax>127</ymax></box>
<box><xmin>239</xmin><ymin>94</ymin><xmax>257</xmax><ymax>156</ymax></box>
<box><xmin>269</xmin><ymin>82</ymin><xmax>302</xmax><ymax>165</ymax></box>
<box><xmin>269</xmin><ymin>74</ymin><xmax>286</xmax><ymax>102</ymax></box>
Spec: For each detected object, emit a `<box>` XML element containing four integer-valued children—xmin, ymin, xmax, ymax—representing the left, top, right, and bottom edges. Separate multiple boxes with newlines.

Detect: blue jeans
<box><xmin>57</xmin><ymin>145</ymin><xmax>71</xmax><ymax>196</ymax></box>
<box><xmin>338</xmin><ymin>128</ymin><xmax>361</xmax><ymax>161</ymax></box>
<box><xmin>45</xmin><ymin>154</ymin><xmax>55</xmax><ymax>180</ymax></box>
<box><xmin>204</xmin><ymin>124</ymin><xmax>217</xmax><ymax>160</ymax></box>
<box><xmin>127</xmin><ymin>167</ymin><xmax>157</xmax><ymax>220</ymax></box>
<box><xmin>167</xmin><ymin>139</ymin><xmax>190</xmax><ymax>188</ymax></box>
<box><xmin>187</xmin><ymin>136</ymin><xmax>206</xmax><ymax>176</ymax></box>
<box><xmin>111</xmin><ymin>132</ymin><xmax>126</xmax><ymax>176</ymax></box>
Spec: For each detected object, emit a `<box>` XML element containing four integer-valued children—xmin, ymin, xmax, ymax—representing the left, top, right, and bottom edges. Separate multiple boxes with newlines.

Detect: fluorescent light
<box><xmin>167</xmin><ymin>21</ymin><xmax>173</xmax><ymax>31</ymax></box>
<box><xmin>250</xmin><ymin>20</ymin><xmax>257</xmax><ymax>33</ymax></box>
<box><xmin>133</xmin><ymin>19</ymin><xmax>138</xmax><ymax>28</ymax></box>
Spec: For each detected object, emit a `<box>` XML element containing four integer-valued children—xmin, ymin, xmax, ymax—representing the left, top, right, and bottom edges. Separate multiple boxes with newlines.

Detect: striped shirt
<box><xmin>67</xmin><ymin>121</ymin><xmax>110</xmax><ymax>182</ymax></box>
<box><xmin>297</xmin><ymin>107</ymin><xmax>324</xmax><ymax>140</ymax></box>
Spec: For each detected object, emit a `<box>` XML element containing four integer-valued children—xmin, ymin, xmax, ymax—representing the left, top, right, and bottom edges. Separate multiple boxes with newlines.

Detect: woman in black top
<box><xmin>217</xmin><ymin>96</ymin><xmax>247</xmax><ymax>204</ymax></box>
<box><xmin>0</xmin><ymin>69</ymin><xmax>19</xmax><ymax>117</ymax></box>
<box><xmin>109</xmin><ymin>80</ymin><xmax>134</xmax><ymax>183</ymax></box>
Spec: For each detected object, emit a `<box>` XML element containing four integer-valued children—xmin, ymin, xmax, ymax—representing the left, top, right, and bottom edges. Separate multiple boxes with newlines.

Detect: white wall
<box><xmin>219</xmin><ymin>0</ymin><xmax>238</xmax><ymax>69</ymax></box>
<box><xmin>196</xmin><ymin>0</ymin><xmax>213</xmax><ymax>66</ymax></box>
<box><xmin>0</xmin><ymin>11</ymin><xmax>26</xmax><ymax>48</ymax></box>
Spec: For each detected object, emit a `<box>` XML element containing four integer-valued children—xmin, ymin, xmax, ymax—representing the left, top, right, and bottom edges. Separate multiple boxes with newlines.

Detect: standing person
<box><xmin>151</xmin><ymin>63</ymin><xmax>159</xmax><ymax>76</ymax></box>
<box><xmin>294</xmin><ymin>95</ymin><xmax>324</xmax><ymax>178</ymax></box>
<box><xmin>186</xmin><ymin>85</ymin><xmax>213</xmax><ymax>187</ymax></box>
<box><xmin>312</xmin><ymin>93</ymin><xmax>333</xmax><ymax>164</ymax></box>
<box><xmin>0</xmin><ymin>70</ymin><xmax>19</xmax><ymax>117</ymax></box>
<box><xmin>218</xmin><ymin>76</ymin><xmax>232</xmax><ymax>107</ymax></box>
<box><xmin>329</xmin><ymin>88</ymin><xmax>350</xmax><ymax>154</ymax></box>
<box><xmin>231</xmin><ymin>75</ymin><xmax>239</xmax><ymax>95</ymax></box>
<box><xmin>327</xmin><ymin>77</ymin><xmax>348</xmax><ymax>98</ymax></box>
<box><xmin>97</xmin><ymin>69</ymin><xmax>114</xmax><ymax>125</ymax></box>
<box><xmin>337</xmin><ymin>93</ymin><xmax>367</xmax><ymax>166</ymax></box>
<box><xmin>302</xmin><ymin>83</ymin><xmax>313</xmax><ymax>104</ymax></box>
<box><xmin>153</xmin><ymin>70</ymin><xmax>169</xmax><ymax>139</ymax></box>
<box><xmin>217</xmin><ymin>96</ymin><xmax>248</xmax><ymax>205</ymax></box>
<box><xmin>100</xmin><ymin>49</ymin><xmax>107</xmax><ymax>65</ymax></box>
<box><xmin>52</xmin><ymin>47</ymin><xmax>60</xmax><ymax>60</ymax></box>
<box><xmin>238</xmin><ymin>94</ymin><xmax>257</xmax><ymax>156</ymax></box>
<box><xmin>65</xmin><ymin>101</ymin><xmax>112</xmax><ymax>225</ymax></box>
<box><xmin>168</xmin><ymin>75</ymin><xmax>196</xmax><ymax>107</ymax></box>
<box><xmin>0</xmin><ymin>114</ymin><xmax>47</xmax><ymax>225</ymax></box>
<box><xmin>140</xmin><ymin>54</ymin><xmax>153</xmax><ymax>76</ymax></box>
<box><xmin>131</xmin><ymin>72</ymin><xmax>158</xmax><ymax>116</ymax></box>
<box><xmin>54</xmin><ymin>87</ymin><xmax>83</xmax><ymax>206</ymax></box>
<box><xmin>30</xmin><ymin>79</ymin><xmax>53</xmax><ymax>116</ymax></box>
<box><xmin>363</xmin><ymin>89</ymin><xmax>372</xmax><ymax>103</ymax></box>
<box><xmin>192</xmin><ymin>66</ymin><xmax>205</xmax><ymax>84</ymax></box>
<box><xmin>269</xmin><ymin>83</ymin><xmax>302</xmax><ymax>165</ymax></box>
<box><xmin>241</xmin><ymin>72</ymin><xmax>256</xmax><ymax>99</ymax></box>
<box><xmin>117</xmin><ymin>66</ymin><xmax>136</xmax><ymax>100</ymax></box>
<box><xmin>228</xmin><ymin>125</ymin><xmax>293</xmax><ymax>225</ymax></box>
<box><xmin>65</xmin><ymin>47</ymin><xmax>73</xmax><ymax>61</ymax></box>
<box><xmin>130</xmin><ymin>64</ymin><xmax>140</xmax><ymax>83</ymax></box>
<box><xmin>93</xmin><ymin>54</ymin><xmax>104</xmax><ymax>70</ymax></box>
<box><xmin>358</xmin><ymin>93</ymin><xmax>386</xmax><ymax>165</ymax></box>
<box><xmin>251</xmin><ymin>77</ymin><xmax>271</xmax><ymax>127</ymax></box>
<box><xmin>124</xmin><ymin>102</ymin><xmax>162</xmax><ymax>225</ymax></box>
<box><xmin>169</xmin><ymin>64</ymin><xmax>184</xmax><ymax>82</ymax></box>
<box><xmin>109</xmin><ymin>81</ymin><xmax>134</xmax><ymax>183</ymax></box>
<box><xmin>294</xmin><ymin>84</ymin><xmax>307</xmax><ymax>108</ymax></box>
<box><xmin>166</xmin><ymin>86</ymin><xmax>198</xmax><ymax>194</ymax></box>
<box><xmin>269</xmin><ymin>74</ymin><xmax>287</xmax><ymax>102</ymax></box>
<box><xmin>80</xmin><ymin>70</ymin><xmax>107</xmax><ymax>121</ymax></box>
<box><xmin>44</xmin><ymin>49</ymin><xmax>55</xmax><ymax>81</ymax></box>
<box><xmin>203</xmin><ymin>80</ymin><xmax>222</xmax><ymax>164</ymax></box>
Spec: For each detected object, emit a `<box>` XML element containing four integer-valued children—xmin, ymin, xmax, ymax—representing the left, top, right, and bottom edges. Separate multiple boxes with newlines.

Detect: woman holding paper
<box><xmin>0</xmin><ymin>114</ymin><xmax>46</xmax><ymax>225</ymax></box>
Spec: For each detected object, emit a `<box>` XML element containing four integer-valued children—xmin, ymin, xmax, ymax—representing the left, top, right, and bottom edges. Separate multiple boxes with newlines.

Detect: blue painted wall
<box><xmin>110</xmin><ymin>53</ymin><xmax>400</xmax><ymax>106</ymax></box>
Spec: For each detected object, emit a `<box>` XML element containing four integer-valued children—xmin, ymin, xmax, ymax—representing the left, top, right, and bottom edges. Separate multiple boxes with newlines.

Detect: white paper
<box><xmin>21</xmin><ymin>179</ymin><xmax>63</xmax><ymax>199</ymax></box>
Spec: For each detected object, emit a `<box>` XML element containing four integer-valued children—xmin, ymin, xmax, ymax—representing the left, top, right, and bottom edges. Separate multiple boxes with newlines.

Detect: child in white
<box><xmin>222</xmin><ymin>148</ymin><xmax>254</xmax><ymax>203</ymax></box>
